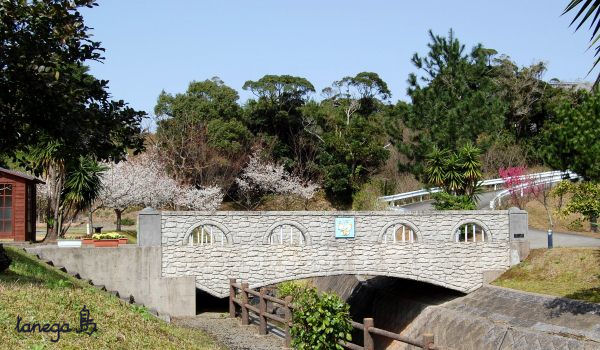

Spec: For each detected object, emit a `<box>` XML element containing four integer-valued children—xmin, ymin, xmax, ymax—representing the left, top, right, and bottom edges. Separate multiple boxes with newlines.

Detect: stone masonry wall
<box><xmin>159</xmin><ymin>211</ymin><xmax>513</xmax><ymax>297</ymax></box>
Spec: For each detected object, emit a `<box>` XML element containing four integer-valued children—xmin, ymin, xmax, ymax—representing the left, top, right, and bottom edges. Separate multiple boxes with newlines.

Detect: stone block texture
<box><xmin>159</xmin><ymin>211</ymin><xmax>514</xmax><ymax>297</ymax></box>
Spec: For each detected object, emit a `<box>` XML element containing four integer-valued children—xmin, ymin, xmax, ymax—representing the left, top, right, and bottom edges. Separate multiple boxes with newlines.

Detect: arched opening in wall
<box><xmin>267</xmin><ymin>224</ymin><xmax>306</xmax><ymax>245</ymax></box>
<box><xmin>454</xmin><ymin>222</ymin><xmax>488</xmax><ymax>242</ymax></box>
<box><xmin>188</xmin><ymin>224</ymin><xmax>227</xmax><ymax>246</ymax></box>
<box><xmin>382</xmin><ymin>223</ymin><xmax>418</xmax><ymax>243</ymax></box>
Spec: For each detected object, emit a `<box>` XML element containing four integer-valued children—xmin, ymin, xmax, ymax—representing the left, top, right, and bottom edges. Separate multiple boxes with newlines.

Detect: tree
<box><xmin>498</xmin><ymin>166</ymin><xmax>535</xmax><ymax>209</ymax></box>
<box><xmin>243</xmin><ymin>75</ymin><xmax>316</xmax><ymax>173</ymax></box>
<box><xmin>542</xmin><ymin>92</ymin><xmax>600</xmax><ymax>182</ymax></box>
<box><xmin>235</xmin><ymin>151</ymin><xmax>318</xmax><ymax>209</ymax></box>
<box><xmin>154</xmin><ymin>78</ymin><xmax>252</xmax><ymax>190</ymax></box>
<box><xmin>392</xmin><ymin>30</ymin><xmax>506</xmax><ymax>175</ymax></box>
<box><xmin>1</xmin><ymin>0</ymin><xmax>101</xmax><ymax>154</ymax></box>
<box><xmin>561</xmin><ymin>182</ymin><xmax>600</xmax><ymax>232</ymax></box>
<box><xmin>2</xmin><ymin>1</ymin><xmax>145</xmax><ymax>241</ymax></box>
<box><xmin>309</xmin><ymin>73</ymin><xmax>391</xmax><ymax>203</ymax></box>
<box><xmin>155</xmin><ymin>77</ymin><xmax>241</xmax><ymax>123</ymax></box>
<box><xmin>563</xmin><ymin>0</ymin><xmax>600</xmax><ymax>86</ymax></box>
<box><xmin>493</xmin><ymin>59</ymin><xmax>548</xmax><ymax>140</ymax></box>
<box><xmin>98</xmin><ymin>151</ymin><xmax>222</xmax><ymax>230</ymax></box>
<box><xmin>29</xmin><ymin>151</ymin><xmax>106</xmax><ymax>237</ymax></box>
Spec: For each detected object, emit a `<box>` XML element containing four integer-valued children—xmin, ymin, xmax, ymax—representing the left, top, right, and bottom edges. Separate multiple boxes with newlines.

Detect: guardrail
<box><xmin>379</xmin><ymin>171</ymin><xmax>572</xmax><ymax>208</ymax></box>
<box><xmin>489</xmin><ymin>171</ymin><xmax>580</xmax><ymax>209</ymax></box>
<box><xmin>228</xmin><ymin>279</ymin><xmax>448</xmax><ymax>350</ymax></box>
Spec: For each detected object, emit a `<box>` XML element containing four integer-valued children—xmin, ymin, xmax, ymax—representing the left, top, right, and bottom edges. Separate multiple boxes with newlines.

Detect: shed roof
<box><xmin>0</xmin><ymin>167</ymin><xmax>45</xmax><ymax>184</ymax></box>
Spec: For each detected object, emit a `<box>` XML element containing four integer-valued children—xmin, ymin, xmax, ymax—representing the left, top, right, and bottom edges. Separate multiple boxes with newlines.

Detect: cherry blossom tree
<box><xmin>236</xmin><ymin>152</ymin><xmax>319</xmax><ymax>209</ymax></box>
<box><xmin>499</xmin><ymin>166</ymin><xmax>535</xmax><ymax>209</ymax></box>
<box><xmin>97</xmin><ymin>151</ymin><xmax>223</xmax><ymax>231</ymax></box>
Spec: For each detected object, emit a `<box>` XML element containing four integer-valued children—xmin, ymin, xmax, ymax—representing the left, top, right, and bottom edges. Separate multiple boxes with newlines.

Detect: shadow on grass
<box><xmin>0</xmin><ymin>247</ymin><xmax>75</xmax><ymax>287</ymax></box>
<box><xmin>545</xmin><ymin>249</ymin><xmax>600</xmax><ymax>317</ymax></box>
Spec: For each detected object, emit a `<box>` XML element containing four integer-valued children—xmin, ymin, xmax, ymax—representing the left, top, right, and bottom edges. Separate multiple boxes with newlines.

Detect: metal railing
<box><xmin>488</xmin><ymin>171</ymin><xmax>579</xmax><ymax>209</ymax></box>
<box><xmin>379</xmin><ymin>171</ymin><xmax>575</xmax><ymax>208</ymax></box>
<box><xmin>228</xmin><ymin>279</ymin><xmax>448</xmax><ymax>350</ymax></box>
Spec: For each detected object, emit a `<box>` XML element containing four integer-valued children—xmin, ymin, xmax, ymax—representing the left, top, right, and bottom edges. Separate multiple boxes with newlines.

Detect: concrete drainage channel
<box><xmin>23</xmin><ymin>247</ymin><xmax>172</xmax><ymax>323</ymax></box>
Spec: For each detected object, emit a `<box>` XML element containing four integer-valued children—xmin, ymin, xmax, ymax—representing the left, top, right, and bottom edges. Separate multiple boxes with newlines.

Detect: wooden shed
<box><xmin>0</xmin><ymin>168</ymin><xmax>44</xmax><ymax>242</ymax></box>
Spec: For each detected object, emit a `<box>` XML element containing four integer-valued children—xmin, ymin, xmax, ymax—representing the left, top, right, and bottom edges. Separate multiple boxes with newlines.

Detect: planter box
<box><xmin>118</xmin><ymin>238</ymin><xmax>128</xmax><ymax>245</ymax></box>
<box><xmin>93</xmin><ymin>239</ymin><xmax>119</xmax><ymax>248</ymax></box>
<box><xmin>82</xmin><ymin>238</ymin><xmax>94</xmax><ymax>245</ymax></box>
<box><xmin>57</xmin><ymin>240</ymin><xmax>82</xmax><ymax>248</ymax></box>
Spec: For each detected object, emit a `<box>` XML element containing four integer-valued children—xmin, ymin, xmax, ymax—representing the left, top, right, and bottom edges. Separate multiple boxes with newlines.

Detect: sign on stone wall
<box><xmin>335</xmin><ymin>217</ymin><xmax>355</xmax><ymax>238</ymax></box>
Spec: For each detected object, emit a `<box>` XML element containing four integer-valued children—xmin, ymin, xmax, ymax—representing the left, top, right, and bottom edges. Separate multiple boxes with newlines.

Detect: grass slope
<box><xmin>0</xmin><ymin>246</ymin><xmax>224</xmax><ymax>350</ymax></box>
<box><xmin>493</xmin><ymin>248</ymin><xmax>600</xmax><ymax>303</ymax></box>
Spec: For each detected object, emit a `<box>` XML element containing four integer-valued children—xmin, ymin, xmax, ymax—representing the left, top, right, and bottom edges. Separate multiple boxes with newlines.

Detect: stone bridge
<box><xmin>138</xmin><ymin>209</ymin><xmax>529</xmax><ymax>298</ymax></box>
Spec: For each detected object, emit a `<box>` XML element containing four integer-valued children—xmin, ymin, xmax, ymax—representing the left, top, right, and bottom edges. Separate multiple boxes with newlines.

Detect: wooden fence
<box><xmin>228</xmin><ymin>279</ymin><xmax>446</xmax><ymax>350</ymax></box>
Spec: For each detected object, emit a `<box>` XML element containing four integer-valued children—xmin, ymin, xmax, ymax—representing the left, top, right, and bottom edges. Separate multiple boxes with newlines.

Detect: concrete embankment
<box><xmin>25</xmin><ymin>245</ymin><xmax>196</xmax><ymax>317</ymax></box>
<box><xmin>311</xmin><ymin>275</ymin><xmax>600</xmax><ymax>350</ymax></box>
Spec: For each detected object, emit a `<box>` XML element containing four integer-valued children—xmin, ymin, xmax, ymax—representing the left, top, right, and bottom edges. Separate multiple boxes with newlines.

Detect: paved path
<box><xmin>173</xmin><ymin>313</ymin><xmax>284</xmax><ymax>350</ymax></box>
<box><xmin>528</xmin><ymin>228</ymin><xmax>600</xmax><ymax>249</ymax></box>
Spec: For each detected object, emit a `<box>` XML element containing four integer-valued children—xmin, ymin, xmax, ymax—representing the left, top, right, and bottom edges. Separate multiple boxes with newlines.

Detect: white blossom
<box><xmin>173</xmin><ymin>185</ymin><xmax>222</xmax><ymax>211</ymax></box>
<box><xmin>98</xmin><ymin>151</ymin><xmax>222</xmax><ymax>212</ymax></box>
<box><xmin>236</xmin><ymin>152</ymin><xmax>319</xmax><ymax>200</ymax></box>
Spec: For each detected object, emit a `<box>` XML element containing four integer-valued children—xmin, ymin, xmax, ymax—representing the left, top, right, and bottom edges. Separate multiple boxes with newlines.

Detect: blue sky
<box><xmin>82</xmin><ymin>0</ymin><xmax>594</xmax><ymax>119</ymax></box>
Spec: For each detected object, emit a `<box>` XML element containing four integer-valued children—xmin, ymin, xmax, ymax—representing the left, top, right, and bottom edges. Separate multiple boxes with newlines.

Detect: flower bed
<box><xmin>92</xmin><ymin>232</ymin><xmax>125</xmax><ymax>248</ymax></box>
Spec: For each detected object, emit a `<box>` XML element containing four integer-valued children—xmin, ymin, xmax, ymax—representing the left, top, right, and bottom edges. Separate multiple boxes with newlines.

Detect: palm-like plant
<box><xmin>564</xmin><ymin>0</ymin><xmax>600</xmax><ymax>86</ymax></box>
<box><xmin>424</xmin><ymin>144</ymin><xmax>483</xmax><ymax>198</ymax></box>
<box><xmin>424</xmin><ymin>146</ymin><xmax>448</xmax><ymax>188</ymax></box>
<box><xmin>60</xmin><ymin>156</ymin><xmax>106</xmax><ymax>236</ymax></box>
<box><xmin>444</xmin><ymin>154</ymin><xmax>465</xmax><ymax>194</ymax></box>
<box><xmin>458</xmin><ymin>143</ymin><xmax>483</xmax><ymax>199</ymax></box>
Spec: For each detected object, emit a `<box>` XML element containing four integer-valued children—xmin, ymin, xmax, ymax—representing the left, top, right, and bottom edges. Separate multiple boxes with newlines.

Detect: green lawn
<box><xmin>493</xmin><ymin>248</ymin><xmax>600</xmax><ymax>303</ymax></box>
<box><xmin>0</xmin><ymin>246</ymin><xmax>224</xmax><ymax>350</ymax></box>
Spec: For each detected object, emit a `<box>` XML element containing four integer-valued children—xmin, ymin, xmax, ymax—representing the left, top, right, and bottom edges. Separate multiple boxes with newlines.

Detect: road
<box><xmin>396</xmin><ymin>191</ymin><xmax>600</xmax><ymax>248</ymax></box>
<box><xmin>397</xmin><ymin>190</ymin><xmax>503</xmax><ymax>211</ymax></box>
<box><xmin>527</xmin><ymin>228</ymin><xmax>600</xmax><ymax>249</ymax></box>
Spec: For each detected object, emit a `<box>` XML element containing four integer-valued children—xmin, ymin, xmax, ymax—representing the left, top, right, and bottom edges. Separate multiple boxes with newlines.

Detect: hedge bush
<box><xmin>290</xmin><ymin>287</ymin><xmax>352</xmax><ymax>350</ymax></box>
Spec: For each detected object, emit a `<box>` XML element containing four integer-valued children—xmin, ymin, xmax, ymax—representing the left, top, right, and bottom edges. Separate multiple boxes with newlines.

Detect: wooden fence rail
<box><xmin>229</xmin><ymin>278</ymin><xmax>294</xmax><ymax>347</ymax></box>
<box><xmin>228</xmin><ymin>279</ymin><xmax>447</xmax><ymax>350</ymax></box>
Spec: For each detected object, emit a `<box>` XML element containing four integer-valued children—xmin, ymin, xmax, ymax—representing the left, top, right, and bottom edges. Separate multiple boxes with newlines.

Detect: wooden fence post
<box><xmin>363</xmin><ymin>318</ymin><xmax>374</xmax><ymax>350</ymax></box>
<box><xmin>422</xmin><ymin>333</ymin><xmax>434</xmax><ymax>350</ymax></box>
<box><xmin>229</xmin><ymin>278</ymin><xmax>236</xmax><ymax>318</ymax></box>
<box><xmin>284</xmin><ymin>295</ymin><xmax>293</xmax><ymax>348</ymax></box>
<box><xmin>259</xmin><ymin>288</ymin><xmax>267</xmax><ymax>335</ymax></box>
<box><xmin>241</xmin><ymin>282</ymin><xmax>249</xmax><ymax>326</ymax></box>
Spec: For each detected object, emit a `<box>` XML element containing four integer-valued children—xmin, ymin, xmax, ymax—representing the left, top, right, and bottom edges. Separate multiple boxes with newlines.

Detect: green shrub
<box><xmin>277</xmin><ymin>280</ymin><xmax>311</xmax><ymax>300</ymax></box>
<box><xmin>118</xmin><ymin>218</ymin><xmax>135</xmax><ymax>226</ymax></box>
<box><xmin>352</xmin><ymin>180</ymin><xmax>388</xmax><ymax>211</ymax></box>
<box><xmin>291</xmin><ymin>287</ymin><xmax>352</xmax><ymax>350</ymax></box>
<box><xmin>567</xmin><ymin>218</ymin><xmax>585</xmax><ymax>232</ymax></box>
<box><xmin>92</xmin><ymin>232</ymin><xmax>123</xmax><ymax>240</ymax></box>
<box><xmin>432</xmin><ymin>191</ymin><xmax>476</xmax><ymax>210</ymax></box>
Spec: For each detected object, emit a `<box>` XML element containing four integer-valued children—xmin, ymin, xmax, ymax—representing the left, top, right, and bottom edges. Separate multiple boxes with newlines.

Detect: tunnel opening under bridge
<box><xmin>196</xmin><ymin>274</ymin><xmax>464</xmax><ymax>336</ymax></box>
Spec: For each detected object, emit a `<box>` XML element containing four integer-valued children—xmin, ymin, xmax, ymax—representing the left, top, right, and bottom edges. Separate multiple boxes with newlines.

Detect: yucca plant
<box><xmin>60</xmin><ymin>156</ymin><xmax>106</xmax><ymax>237</ymax></box>
<box><xmin>458</xmin><ymin>143</ymin><xmax>483</xmax><ymax>199</ymax></box>
<box><xmin>424</xmin><ymin>144</ymin><xmax>483</xmax><ymax>206</ymax></box>
<box><xmin>424</xmin><ymin>146</ymin><xmax>448</xmax><ymax>188</ymax></box>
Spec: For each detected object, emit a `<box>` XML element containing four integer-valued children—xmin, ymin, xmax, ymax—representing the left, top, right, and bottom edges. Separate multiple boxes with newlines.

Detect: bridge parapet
<box><xmin>138</xmin><ymin>210</ymin><xmax>528</xmax><ymax>298</ymax></box>
<box><xmin>159</xmin><ymin>210</ymin><xmax>513</xmax><ymax>245</ymax></box>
